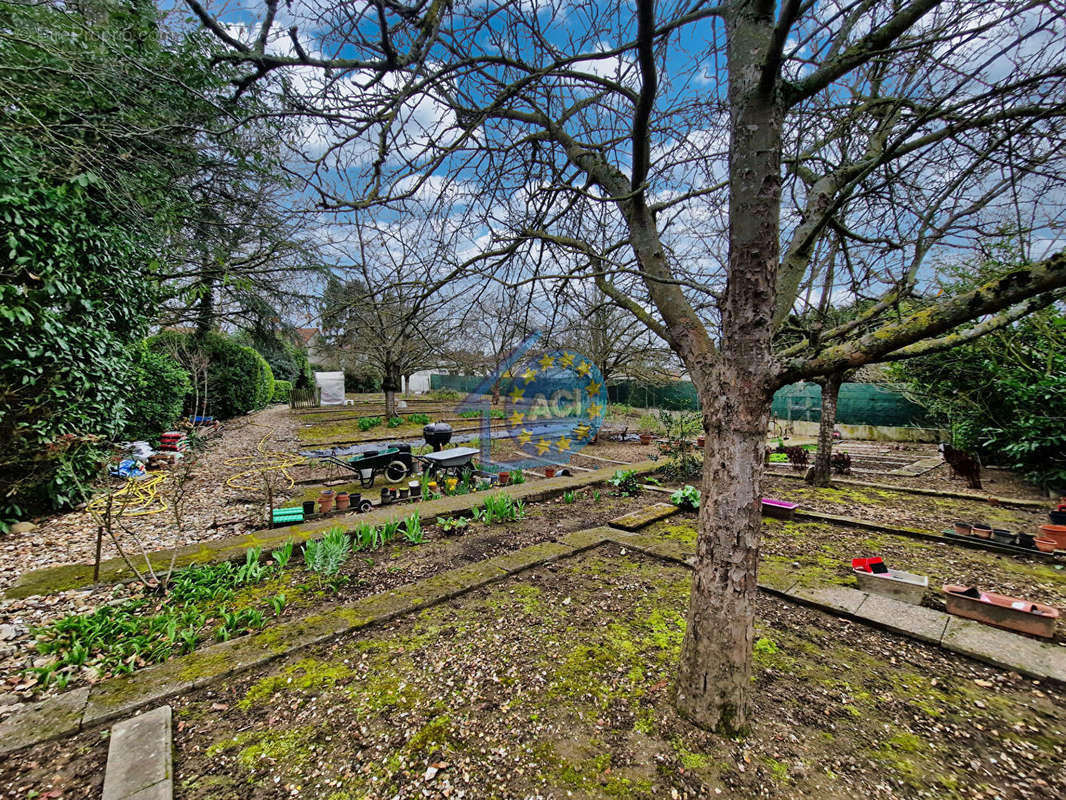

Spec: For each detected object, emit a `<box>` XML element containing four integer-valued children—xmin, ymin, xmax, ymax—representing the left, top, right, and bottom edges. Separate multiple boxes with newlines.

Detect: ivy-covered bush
<box><xmin>122</xmin><ymin>342</ymin><xmax>191</xmax><ymax>440</ymax></box>
<box><xmin>0</xmin><ymin>165</ymin><xmax>156</xmax><ymax>522</ymax></box>
<box><xmin>272</xmin><ymin>380</ymin><xmax>292</xmax><ymax>404</ymax></box>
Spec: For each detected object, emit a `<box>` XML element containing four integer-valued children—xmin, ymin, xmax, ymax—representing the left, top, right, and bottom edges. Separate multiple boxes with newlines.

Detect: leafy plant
<box><xmin>402</xmin><ymin>513</ymin><xmax>424</xmax><ymax>544</ymax></box>
<box><xmin>511</xmin><ymin>469</ymin><xmax>526</xmax><ymax>485</ymax></box>
<box><xmin>657</xmin><ymin>409</ymin><xmax>703</xmax><ymax>480</ymax></box>
<box><xmin>387</xmin><ymin>416</ymin><xmax>404</xmax><ymax>428</ymax></box>
<box><xmin>358</xmin><ymin>416</ymin><xmax>382</xmax><ymax>431</ymax></box>
<box><xmin>353</xmin><ymin>521</ymin><xmax>382</xmax><ymax>551</ymax></box>
<box><xmin>271</xmin><ymin>539</ymin><xmax>295</xmax><ymax>570</ymax></box>
<box><xmin>436</xmin><ymin>516</ymin><xmax>470</xmax><ymax>534</ymax></box>
<box><xmin>302</xmin><ymin>527</ymin><xmax>352</xmax><ymax>577</ymax></box>
<box><xmin>562</xmin><ymin>490</ymin><xmax>576</xmax><ymax>504</ymax></box>
<box><xmin>768</xmin><ymin>452</ymin><xmax>789</xmax><ymax>463</ymax></box>
<box><xmin>269</xmin><ymin>593</ymin><xmax>287</xmax><ymax>616</ymax></box>
<box><xmin>235</xmin><ymin>546</ymin><xmax>268</xmax><ymax>583</ymax></box>
<box><xmin>608</xmin><ymin>469</ymin><xmax>641</xmax><ymax>497</ymax></box>
<box><xmin>381</xmin><ymin>519</ymin><xmax>401</xmax><ymax>542</ymax></box>
<box><xmin>409</xmin><ymin>413</ymin><xmax>431</xmax><ymax>425</ymax></box>
<box><xmin>591</xmin><ymin>489</ymin><xmax>602</xmax><ymax>502</ymax></box>
<box><xmin>670</xmin><ymin>484</ymin><xmax>701</xmax><ymax>511</ymax></box>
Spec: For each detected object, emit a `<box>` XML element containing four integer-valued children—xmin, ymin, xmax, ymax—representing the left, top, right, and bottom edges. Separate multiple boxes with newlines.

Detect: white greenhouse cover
<box><xmin>314</xmin><ymin>371</ymin><xmax>345</xmax><ymax>406</ymax></box>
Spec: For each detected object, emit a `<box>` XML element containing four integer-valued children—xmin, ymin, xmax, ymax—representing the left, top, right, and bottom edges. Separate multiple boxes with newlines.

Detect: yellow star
<box><xmin>587</xmin><ymin>402</ymin><xmax>603</xmax><ymax>418</ymax></box>
<box><xmin>538</xmin><ymin>353</ymin><xmax>555</xmax><ymax>370</ymax></box>
<box><xmin>585</xmin><ymin>380</ymin><xmax>601</xmax><ymax>396</ymax></box>
<box><xmin>576</xmin><ymin>361</ymin><xmax>591</xmax><ymax>377</ymax></box>
<box><xmin>535</xmin><ymin>438</ymin><xmax>552</xmax><ymax>455</ymax></box>
<box><xmin>509</xmin><ymin>386</ymin><xmax>525</xmax><ymax>402</ymax></box>
<box><xmin>521</xmin><ymin>368</ymin><xmax>537</xmax><ymax>384</ymax></box>
<box><xmin>517</xmin><ymin>429</ymin><xmax>532</xmax><ymax>446</ymax></box>
<box><xmin>573</xmin><ymin>423</ymin><xmax>590</xmax><ymax>440</ymax></box>
<box><xmin>556</xmin><ymin>436</ymin><xmax>571</xmax><ymax>452</ymax></box>
<box><xmin>559</xmin><ymin>352</ymin><xmax>575</xmax><ymax>367</ymax></box>
<box><xmin>500</xmin><ymin>369</ymin><xmax>511</xmax><ymax>379</ymax></box>
<box><xmin>508</xmin><ymin>410</ymin><xmax>524</xmax><ymax>427</ymax></box>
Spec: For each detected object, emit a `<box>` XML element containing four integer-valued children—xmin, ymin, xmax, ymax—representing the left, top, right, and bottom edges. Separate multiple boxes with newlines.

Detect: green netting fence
<box><xmin>432</xmin><ymin>374</ymin><xmax>931</xmax><ymax>427</ymax></box>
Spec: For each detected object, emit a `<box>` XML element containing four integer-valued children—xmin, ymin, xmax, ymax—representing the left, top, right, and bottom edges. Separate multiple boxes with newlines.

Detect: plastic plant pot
<box><xmin>544</xmin><ymin>467</ymin><xmax>557</xmax><ymax>478</ymax></box>
<box><xmin>1017</xmin><ymin>532</ymin><xmax>1036</xmax><ymax>549</ymax></box>
<box><xmin>302</xmin><ymin>501</ymin><xmax>316</xmax><ymax>516</ymax></box>
<box><xmin>971</xmin><ymin>524</ymin><xmax>992</xmax><ymax>539</ymax></box>
<box><xmin>1034</xmin><ymin>538</ymin><xmax>1057</xmax><ymax>553</ymax></box>
<box><xmin>953</xmin><ymin>521</ymin><xmax>972</xmax><ymax>537</ymax></box>
<box><xmin>408</xmin><ymin>480</ymin><xmax>421</xmax><ymax>493</ymax></box>
<box><xmin>1049</xmin><ymin>510</ymin><xmax>1066</xmax><ymax>526</ymax></box>
<box><xmin>639</xmin><ymin>433</ymin><xmax>653</xmax><ymax>445</ymax></box>
<box><xmin>991</xmin><ymin>529</ymin><xmax>1016</xmax><ymax>545</ymax></box>
<box><xmin>398</xmin><ymin>487</ymin><xmax>410</xmax><ymax>499</ymax></box>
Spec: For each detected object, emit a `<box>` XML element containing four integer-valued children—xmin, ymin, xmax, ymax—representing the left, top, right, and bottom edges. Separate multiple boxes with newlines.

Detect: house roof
<box><xmin>294</xmin><ymin>327</ymin><xmax>320</xmax><ymax>347</ymax></box>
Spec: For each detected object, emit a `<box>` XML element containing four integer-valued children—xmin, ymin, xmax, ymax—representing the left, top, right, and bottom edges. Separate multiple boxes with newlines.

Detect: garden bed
<box><xmin>643</xmin><ymin>514</ymin><xmax>1066</xmax><ymax>628</ymax></box>
<box><xmin>11</xmin><ymin>546</ymin><xmax>1058</xmax><ymax>799</ymax></box>
<box><xmin>0</xmin><ymin>488</ymin><xmax>642</xmax><ymax>714</ymax></box>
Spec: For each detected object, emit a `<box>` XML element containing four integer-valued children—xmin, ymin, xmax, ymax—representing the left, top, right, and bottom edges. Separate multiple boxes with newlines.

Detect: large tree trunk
<box><xmin>806</xmin><ymin>372</ymin><xmax>844</xmax><ymax>487</ymax></box>
<box><xmin>382</xmin><ymin>350</ymin><xmax>401</xmax><ymax>418</ymax></box>
<box><xmin>674</xmin><ymin>5</ymin><xmax>782</xmax><ymax>734</ymax></box>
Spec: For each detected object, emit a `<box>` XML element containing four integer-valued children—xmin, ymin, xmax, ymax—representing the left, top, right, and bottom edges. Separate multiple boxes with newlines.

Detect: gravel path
<box><xmin>0</xmin><ymin>406</ymin><xmax>303</xmax><ymax>593</ymax></box>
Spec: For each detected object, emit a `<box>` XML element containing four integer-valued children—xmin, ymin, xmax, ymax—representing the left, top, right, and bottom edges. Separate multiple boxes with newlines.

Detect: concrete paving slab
<box><xmin>102</xmin><ymin>705</ymin><xmax>172</xmax><ymax>800</ymax></box>
<box><xmin>605</xmin><ymin>531</ymin><xmax>693</xmax><ymax>565</ymax></box>
<box><xmin>787</xmin><ymin>585</ymin><xmax>868</xmax><ymax>616</ymax></box>
<box><xmin>941</xmin><ymin>616</ymin><xmax>1066</xmax><ymax>682</ymax></box>
<box><xmin>854</xmin><ymin>593</ymin><xmax>950</xmax><ymax>644</ymax></box>
<box><xmin>0</xmin><ymin>686</ymin><xmax>88</xmax><ymax>757</ymax></box>
<box><xmin>608</xmin><ymin>502</ymin><xmax>681</xmax><ymax>532</ymax></box>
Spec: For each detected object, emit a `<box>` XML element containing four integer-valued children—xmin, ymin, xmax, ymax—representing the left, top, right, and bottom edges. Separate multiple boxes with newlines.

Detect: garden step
<box><xmin>608</xmin><ymin>502</ymin><xmax>681</xmax><ymax>531</ymax></box>
<box><xmin>102</xmin><ymin>705</ymin><xmax>172</xmax><ymax>800</ymax></box>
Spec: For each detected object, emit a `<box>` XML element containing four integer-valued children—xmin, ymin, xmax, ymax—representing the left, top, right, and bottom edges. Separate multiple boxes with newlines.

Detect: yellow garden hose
<box><xmin>87</xmin><ymin>474</ymin><xmax>168</xmax><ymax>517</ymax></box>
<box><xmin>224</xmin><ymin>425</ymin><xmax>306</xmax><ymax>493</ymax></box>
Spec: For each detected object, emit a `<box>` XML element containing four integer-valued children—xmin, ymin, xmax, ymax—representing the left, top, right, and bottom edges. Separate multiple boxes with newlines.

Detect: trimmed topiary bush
<box><xmin>123</xmin><ymin>341</ymin><xmax>190</xmax><ymax>439</ymax></box>
<box><xmin>272</xmin><ymin>380</ymin><xmax>292</xmax><ymax>404</ymax></box>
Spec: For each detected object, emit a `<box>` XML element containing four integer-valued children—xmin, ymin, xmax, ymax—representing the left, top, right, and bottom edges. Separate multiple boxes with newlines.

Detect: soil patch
<box><xmin>159</xmin><ymin>546</ymin><xmax>1066</xmax><ymax>800</ymax></box>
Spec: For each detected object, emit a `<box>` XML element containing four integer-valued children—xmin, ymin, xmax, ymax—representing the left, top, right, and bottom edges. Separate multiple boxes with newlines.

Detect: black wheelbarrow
<box><xmin>319</xmin><ymin>444</ymin><xmax>415</xmax><ymax>488</ymax></box>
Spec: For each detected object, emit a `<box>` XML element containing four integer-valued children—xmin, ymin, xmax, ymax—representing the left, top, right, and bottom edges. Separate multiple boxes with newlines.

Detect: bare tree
<box><xmin>187</xmin><ymin>0</ymin><xmax>1066</xmax><ymax>732</ymax></box>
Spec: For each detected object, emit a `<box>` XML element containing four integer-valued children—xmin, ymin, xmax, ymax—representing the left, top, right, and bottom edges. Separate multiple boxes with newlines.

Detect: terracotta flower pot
<box><xmin>1037</xmin><ymin>524</ymin><xmax>1066</xmax><ymax>549</ymax></box>
<box><xmin>953</xmin><ymin>521</ymin><xmax>972</xmax><ymax>537</ymax></box>
<box><xmin>498</xmin><ymin>472</ymin><xmax>511</xmax><ymax>486</ymax></box>
<box><xmin>544</xmin><ymin>467</ymin><xmax>556</xmax><ymax>478</ymax></box>
<box><xmin>639</xmin><ymin>433</ymin><xmax>653</xmax><ymax>445</ymax></box>
<box><xmin>1034</xmin><ymin>538</ymin><xmax>1057</xmax><ymax>553</ymax></box>
<box><xmin>335</xmin><ymin>492</ymin><xmax>350</xmax><ymax>512</ymax></box>
<box><xmin>971</xmin><ymin>524</ymin><xmax>992</xmax><ymax>539</ymax></box>
<box><xmin>318</xmin><ymin>490</ymin><xmax>334</xmax><ymax>514</ymax></box>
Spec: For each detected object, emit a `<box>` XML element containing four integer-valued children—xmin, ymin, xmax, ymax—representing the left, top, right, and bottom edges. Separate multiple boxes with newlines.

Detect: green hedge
<box><xmin>123</xmin><ymin>342</ymin><xmax>190</xmax><ymax>439</ymax></box>
<box><xmin>150</xmin><ymin>331</ymin><xmax>275</xmax><ymax>420</ymax></box>
<box><xmin>272</xmin><ymin>380</ymin><xmax>292</xmax><ymax>404</ymax></box>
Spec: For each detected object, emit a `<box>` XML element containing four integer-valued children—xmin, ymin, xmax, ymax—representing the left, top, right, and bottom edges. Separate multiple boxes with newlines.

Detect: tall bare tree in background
<box><xmin>319</xmin><ymin>204</ymin><xmax>471</xmax><ymax>415</ymax></box>
<box><xmin>188</xmin><ymin>0</ymin><xmax>1066</xmax><ymax>731</ymax></box>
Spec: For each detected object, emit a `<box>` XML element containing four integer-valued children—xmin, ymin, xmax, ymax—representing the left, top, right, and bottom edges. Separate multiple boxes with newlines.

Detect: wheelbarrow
<box><xmin>416</xmin><ymin>447</ymin><xmax>480</xmax><ymax>480</ymax></box>
<box><xmin>318</xmin><ymin>444</ymin><xmax>415</xmax><ymax>488</ymax></box>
